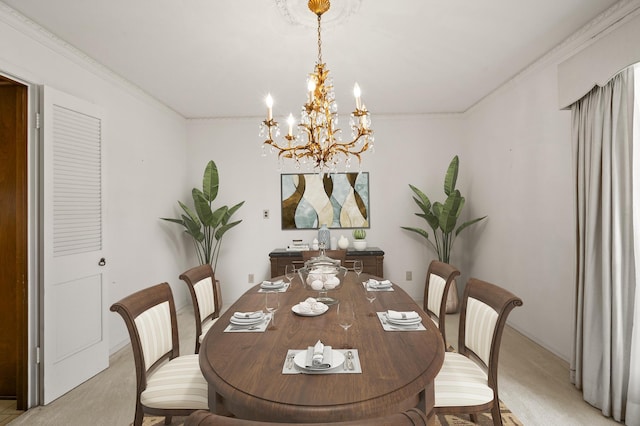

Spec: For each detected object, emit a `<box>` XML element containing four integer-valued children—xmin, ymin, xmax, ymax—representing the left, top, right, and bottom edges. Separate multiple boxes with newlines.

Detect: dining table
<box><xmin>198</xmin><ymin>271</ymin><xmax>445</xmax><ymax>423</ymax></box>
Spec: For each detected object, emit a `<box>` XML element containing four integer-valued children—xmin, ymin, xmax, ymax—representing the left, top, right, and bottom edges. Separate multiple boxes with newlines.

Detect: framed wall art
<box><xmin>281</xmin><ymin>172</ymin><xmax>370</xmax><ymax>230</ymax></box>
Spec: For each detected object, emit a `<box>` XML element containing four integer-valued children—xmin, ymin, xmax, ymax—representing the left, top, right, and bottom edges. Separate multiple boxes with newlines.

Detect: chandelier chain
<box><xmin>317</xmin><ymin>14</ymin><xmax>322</xmax><ymax>64</ymax></box>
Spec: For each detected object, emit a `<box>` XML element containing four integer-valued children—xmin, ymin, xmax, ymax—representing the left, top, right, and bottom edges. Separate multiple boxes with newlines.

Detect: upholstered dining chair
<box><xmin>423</xmin><ymin>260</ymin><xmax>460</xmax><ymax>349</ymax></box>
<box><xmin>434</xmin><ymin>278</ymin><xmax>523</xmax><ymax>426</ymax></box>
<box><xmin>179</xmin><ymin>263</ymin><xmax>222</xmax><ymax>353</ymax></box>
<box><xmin>110</xmin><ymin>283</ymin><xmax>209</xmax><ymax>426</ymax></box>
<box><xmin>184</xmin><ymin>408</ymin><xmax>429</xmax><ymax>426</ymax></box>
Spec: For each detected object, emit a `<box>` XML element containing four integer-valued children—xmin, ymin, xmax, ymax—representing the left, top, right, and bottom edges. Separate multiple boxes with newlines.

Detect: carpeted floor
<box><xmin>135</xmin><ymin>402</ymin><xmax>522</xmax><ymax>425</ymax></box>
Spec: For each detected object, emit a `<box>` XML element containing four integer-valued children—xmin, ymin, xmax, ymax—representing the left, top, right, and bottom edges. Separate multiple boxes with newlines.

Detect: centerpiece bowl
<box><xmin>297</xmin><ymin>249</ymin><xmax>347</xmax><ymax>305</ymax></box>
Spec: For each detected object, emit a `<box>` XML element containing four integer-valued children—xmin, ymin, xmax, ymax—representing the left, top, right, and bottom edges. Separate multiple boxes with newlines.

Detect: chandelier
<box><xmin>259</xmin><ymin>0</ymin><xmax>374</xmax><ymax>173</ymax></box>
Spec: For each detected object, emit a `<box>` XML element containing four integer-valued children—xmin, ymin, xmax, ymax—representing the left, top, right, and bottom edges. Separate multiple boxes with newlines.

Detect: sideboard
<box><xmin>269</xmin><ymin>247</ymin><xmax>384</xmax><ymax>278</ymax></box>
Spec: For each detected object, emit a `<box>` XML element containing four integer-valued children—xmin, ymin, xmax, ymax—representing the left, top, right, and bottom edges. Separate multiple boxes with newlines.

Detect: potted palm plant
<box><xmin>161</xmin><ymin>160</ymin><xmax>244</xmax><ymax>273</ymax></box>
<box><xmin>401</xmin><ymin>155</ymin><xmax>486</xmax><ymax>311</ymax></box>
<box><xmin>401</xmin><ymin>155</ymin><xmax>486</xmax><ymax>263</ymax></box>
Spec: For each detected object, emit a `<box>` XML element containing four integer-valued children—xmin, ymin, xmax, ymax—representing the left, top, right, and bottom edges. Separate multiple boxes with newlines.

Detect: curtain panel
<box><xmin>571</xmin><ymin>68</ymin><xmax>635</xmax><ymax>423</ymax></box>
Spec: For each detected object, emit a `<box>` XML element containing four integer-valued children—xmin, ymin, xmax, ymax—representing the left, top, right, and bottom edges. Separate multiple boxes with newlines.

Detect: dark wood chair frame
<box><xmin>180</xmin><ymin>264</ymin><xmax>222</xmax><ymax>353</ymax></box>
<box><xmin>435</xmin><ymin>278</ymin><xmax>523</xmax><ymax>426</ymax></box>
<box><xmin>184</xmin><ymin>408</ymin><xmax>429</xmax><ymax>426</ymax></box>
<box><xmin>110</xmin><ymin>282</ymin><xmax>198</xmax><ymax>426</ymax></box>
<box><xmin>423</xmin><ymin>260</ymin><xmax>460</xmax><ymax>349</ymax></box>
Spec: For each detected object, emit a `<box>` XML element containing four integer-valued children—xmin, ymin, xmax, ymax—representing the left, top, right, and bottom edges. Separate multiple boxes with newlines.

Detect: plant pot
<box><xmin>352</xmin><ymin>240</ymin><xmax>367</xmax><ymax>250</ymax></box>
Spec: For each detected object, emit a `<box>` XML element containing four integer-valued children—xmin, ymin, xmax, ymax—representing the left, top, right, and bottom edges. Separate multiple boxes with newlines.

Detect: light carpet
<box><xmin>135</xmin><ymin>403</ymin><xmax>522</xmax><ymax>425</ymax></box>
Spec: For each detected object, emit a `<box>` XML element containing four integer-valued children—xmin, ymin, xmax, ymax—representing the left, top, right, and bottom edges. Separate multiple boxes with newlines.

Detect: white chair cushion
<box><xmin>194</xmin><ymin>277</ymin><xmax>216</xmax><ymax>321</ymax></box>
<box><xmin>435</xmin><ymin>352</ymin><xmax>494</xmax><ymax>408</ymax></box>
<box><xmin>465</xmin><ymin>297</ymin><xmax>498</xmax><ymax>365</ymax></box>
<box><xmin>198</xmin><ymin>317</ymin><xmax>219</xmax><ymax>343</ymax></box>
<box><xmin>141</xmin><ymin>354</ymin><xmax>208</xmax><ymax>410</ymax></box>
<box><xmin>428</xmin><ymin>274</ymin><xmax>447</xmax><ymax>316</ymax></box>
<box><xmin>134</xmin><ymin>301</ymin><xmax>172</xmax><ymax>370</ymax></box>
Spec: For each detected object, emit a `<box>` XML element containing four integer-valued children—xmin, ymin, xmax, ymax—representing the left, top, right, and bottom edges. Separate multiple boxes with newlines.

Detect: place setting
<box><xmin>225</xmin><ymin>291</ymin><xmax>279</xmax><ymax>332</ymax></box>
<box><xmin>362</xmin><ymin>278</ymin><xmax>394</xmax><ymax>292</ymax></box>
<box><xmin>257</xmin><ymin>278</ymin><xmax>289</xmax><ymax>293</ymax></box>
<box><xmin>223</xmin><ymin>310</ymin><xmax>271</xmax><ymax>333</ymax></box>
<box><xmin>282</xmin><ymin>340</ymin><xmax>362</xmax><ymax>375</ymax></box>
<box><xmin>377</xmin><ymin>310</ymin><xmax>426</xmax><ymax>332</ymax></box>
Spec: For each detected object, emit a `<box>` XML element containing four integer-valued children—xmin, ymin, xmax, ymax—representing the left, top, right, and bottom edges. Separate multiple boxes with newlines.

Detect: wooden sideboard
<box><xmin>269</xmin><ymin>247</ymin><xmax>384</xmax><ymax>278</ymax></box>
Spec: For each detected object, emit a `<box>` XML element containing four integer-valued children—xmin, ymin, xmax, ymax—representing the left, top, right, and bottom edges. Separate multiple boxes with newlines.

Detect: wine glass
<box><xmin>365</xmin><ymin>285</ymin><xmax>377</xmax><ymax>317</ymax></box>
<box><xmin>353</xmin><ymin>260</ymin><xmax>363</xmax><ymax>278</ymax></box>
<box><xmin>337</xmin><ymin>301</ymin><xmax>354</xmax><ymax>349</ymax></box>
<box><xmin>265</xmin><ymin>291</ymin><xmax>280</xmax><ymax>330</ymax></box>
<box><xmin>285</xmin><ymin>264</ymin><xmax>296</xmax><ymax>287</ymax></box>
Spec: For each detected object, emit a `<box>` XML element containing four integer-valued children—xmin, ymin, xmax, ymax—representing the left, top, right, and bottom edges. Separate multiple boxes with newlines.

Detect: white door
<box><xmin>40</xmin><ymin>86</ymin><xmax>107</xmax><ymax>404</ymax></box>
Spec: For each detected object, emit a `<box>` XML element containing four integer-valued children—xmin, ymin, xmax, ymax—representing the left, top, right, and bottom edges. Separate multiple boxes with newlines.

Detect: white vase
<box><xmin>338</xmin><ymin>235</ymin><xmax>349</xmax><ymax>249</ymax></box>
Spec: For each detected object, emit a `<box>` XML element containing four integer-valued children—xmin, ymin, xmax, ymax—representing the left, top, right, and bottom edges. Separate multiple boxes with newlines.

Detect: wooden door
<box><xmin>0</xmin><ymin>76</ymin><xmax>28</xmax><ymax>408</ymax></box>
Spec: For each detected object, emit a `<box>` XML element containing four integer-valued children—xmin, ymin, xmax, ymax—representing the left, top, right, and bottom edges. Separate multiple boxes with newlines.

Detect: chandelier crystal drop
<box><xmin>259</xmin><ymin>0</ymin><xmax>374</xmax><ymax>173</ymax></box>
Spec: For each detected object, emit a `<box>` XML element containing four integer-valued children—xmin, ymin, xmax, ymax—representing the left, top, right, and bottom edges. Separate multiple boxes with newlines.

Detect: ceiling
<box><xmin>2</xmin><ymin>0</ymin><xmax>621</xmax><ymax>118</ymax></box>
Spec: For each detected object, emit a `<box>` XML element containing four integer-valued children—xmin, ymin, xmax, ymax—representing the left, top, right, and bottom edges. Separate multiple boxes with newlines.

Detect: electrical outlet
<box><xmin>248</xmin><ymin>273</ymin><xmax>254</xmax><ymax>283</ymax></box>
<box><xmin>263</xmin><ymin>209</ymin><xmax>269</xmax><ymax>219</ymax></box>
<box><xmin>405</xmin><ymin>271</ymin><xmax>412</xmax><ymax>281</ymax></box>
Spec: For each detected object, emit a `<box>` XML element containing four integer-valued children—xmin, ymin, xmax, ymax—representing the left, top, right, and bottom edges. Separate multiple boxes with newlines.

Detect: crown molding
<box><xmin>465</xmin><ymin>0</ymin><xmax>640</xmax><ymax>114</ymax></box>
<box><xmin>0</xmin><ymin>2</ymin><xmax>182</xmax><ymax>117</ymax></box>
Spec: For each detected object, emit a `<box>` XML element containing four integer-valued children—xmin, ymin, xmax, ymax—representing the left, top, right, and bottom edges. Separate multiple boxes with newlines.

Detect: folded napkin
<box><xmin>367</xmin><ymin>279</ymin><xmax>392</xmax><ymax>288</ymax></box>
<box><xmin>306</xmin><ymin>340</ymin><xmax>331</xmax><ymax>369</ymax></box>
<box><xmin>261</xmin><ymin>279</ymin><xmax>284</xmax><ymax>287</ymax></box>
<box><xmin>233</xmin><ymin>311</ymin><xmax>263</xmax><ymax>319</ymax></box>
<box><xmin>297</xmin><ymin>297</ymin><xmax>327</xmax><ymax>314</ymax></box>
<box><xmin>387</xmin><ymin>310</ymin><xmax>420</xmax><ymax>320</ymax></box>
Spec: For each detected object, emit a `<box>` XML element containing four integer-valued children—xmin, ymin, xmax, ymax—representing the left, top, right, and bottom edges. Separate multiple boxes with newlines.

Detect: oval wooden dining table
<box><xmin>199</xmin><ymin>272</ymin><xmax>444</xmax><ymax>423</ymax></box>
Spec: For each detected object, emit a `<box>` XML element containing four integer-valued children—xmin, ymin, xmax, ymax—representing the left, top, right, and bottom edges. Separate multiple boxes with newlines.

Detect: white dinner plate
<box><xmin>385</xmin><ymin>315</ymin><xmax>422</xmax><ymax>326</ymax></box>
<box><xmin>291</xmin><ymin>303</ymin><xmax>329</xmax><ymax>316</ymax></box>
<box><xmin>229</xmin><ymin>314</ymin><xmax>266</xmax><ymax>325</ymax></box>
<box><xmin>293</xmin><ymin>349</ymin><xmax>345</xmax><ymax>372</ymax></box>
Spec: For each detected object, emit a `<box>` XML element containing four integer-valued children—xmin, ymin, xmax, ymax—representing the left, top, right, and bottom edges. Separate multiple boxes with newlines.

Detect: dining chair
<box><xmin>180</xmin><ymin>263</ymin><xmax>222</xmax><ymax>353</ymax></box>
<box><xmin>434</xmin><ymin>278</ymin><xmax>523</xmax><ymax>426</ymax></box>
<box><xmin>423</xmin><ymin>260</ymin><xmax>460</xmax><ymax>349</ymax></box>
<box><xmin>184</xmin><ymin>408</ymin><xmax>429</xmax><ymax>426</ymax></box>
<box><xmin>110</xmin><ymin>283</ymin><xmax>209</xmax><ymax>426</ymax></box>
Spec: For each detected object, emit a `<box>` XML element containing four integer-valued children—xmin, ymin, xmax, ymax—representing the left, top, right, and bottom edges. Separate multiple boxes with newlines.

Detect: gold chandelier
<box><xmin>259</xmin><ymin>0</ymin><xmax>374</xmax><ymax>172</ymax></box>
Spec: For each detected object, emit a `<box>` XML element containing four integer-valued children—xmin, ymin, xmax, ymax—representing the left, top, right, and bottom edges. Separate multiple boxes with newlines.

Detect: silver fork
<box><xmin>286</xmin><ymin>353</ymin><xmax>295</xmax><ymax>370</ymax></box>
<box><xmin>346</xmin><ymin>351</ymin><xmax>354</xmax><ymax>370</ymax></box>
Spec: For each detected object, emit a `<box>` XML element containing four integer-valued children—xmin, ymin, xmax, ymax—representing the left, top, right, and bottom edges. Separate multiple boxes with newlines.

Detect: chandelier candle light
<box><xmin>259</xmin><ymin>0</ymin><xmax>375</xmax><ymax>173</ymax></box>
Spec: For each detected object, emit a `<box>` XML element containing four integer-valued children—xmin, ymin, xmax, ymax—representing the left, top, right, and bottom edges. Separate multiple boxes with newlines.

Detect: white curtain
<box><xmin>571</xmin><ymin>67</ymin><xmax>636</xmax><ymax>423</ymax></box>
<box><xmin>628</xmin><ymin>64</ymin><xmax>640</xmax><ymax>426</ymax></box>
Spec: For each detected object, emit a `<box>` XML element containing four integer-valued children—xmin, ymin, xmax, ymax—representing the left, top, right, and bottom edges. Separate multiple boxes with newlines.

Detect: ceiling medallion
<box><xmin>274</xmin><ymin>0</ymin><xmax>362</xmax><ymax>30</ymax></box>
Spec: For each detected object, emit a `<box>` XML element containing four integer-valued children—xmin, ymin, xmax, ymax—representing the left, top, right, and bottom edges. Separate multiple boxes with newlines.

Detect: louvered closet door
<box><xmin>41</xmin><ymin>86</ymin><xmax>107</xmax><ymax>404</ymax></box>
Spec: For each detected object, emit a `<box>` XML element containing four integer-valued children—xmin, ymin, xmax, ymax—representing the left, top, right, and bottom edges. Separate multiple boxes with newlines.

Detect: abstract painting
<box><xmin>281</xmin><ymin>172</ymin><xmax>370</xmax><ymax>230</ymax></box>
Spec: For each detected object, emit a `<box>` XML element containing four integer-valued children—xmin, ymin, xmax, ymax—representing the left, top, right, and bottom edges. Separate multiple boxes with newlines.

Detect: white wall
<box><xmin>186</xmin><ymin>114</ymin><xmax>466</xmax><ymax>305</ymax></box>
<box><xmin>185</xmin><ymin>68</ymin><xmax>575</xmax><ymax>361</ymax></box>
<box><xmin>186</xmin><ymin>21</ymin><xmax>638</xmax><ymax>363</ymax></box>
<box><xmin>462</xmin><ymin>5</ymin><xmax>640</xmax><ymax>361</ymax></box>
<box><xmin>463</xmin><ymin>65</ymin><xmax>574</xmax><ymax>359</ymax></box>
<box><xmin>0</xmin><ymin>8</ymin><xmax>190</xmax><ymax>355</ymax></box>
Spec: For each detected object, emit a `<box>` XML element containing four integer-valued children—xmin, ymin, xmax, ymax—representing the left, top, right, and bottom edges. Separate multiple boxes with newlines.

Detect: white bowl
<box><xmin>352</xmin><ymin>240</ymin><xmax>367</xmax><ymax>250</ymax></box>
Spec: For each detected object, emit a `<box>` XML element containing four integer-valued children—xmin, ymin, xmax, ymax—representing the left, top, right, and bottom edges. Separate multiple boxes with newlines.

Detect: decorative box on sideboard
<box><xmin>269</xmin><ymin>247</ymin><xmax>384</xmax><ymax>278</ymax></box>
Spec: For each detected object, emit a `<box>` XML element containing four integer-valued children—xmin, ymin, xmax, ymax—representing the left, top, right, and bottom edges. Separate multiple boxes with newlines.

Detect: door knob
<box><xmin>98</xmin><ymin>258</ymin><xmax>106</xmax><ymax>266</ymax></box>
